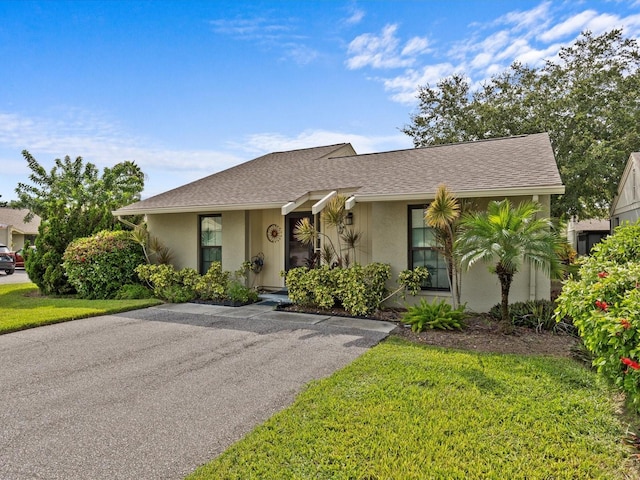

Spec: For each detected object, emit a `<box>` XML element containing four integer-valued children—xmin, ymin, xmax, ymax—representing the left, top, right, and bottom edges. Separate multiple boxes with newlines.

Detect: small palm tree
<box><xmin>425</xmin><ymin>184</ymin><xmax>461</xmax><ymax>308</ymax></box>
<box><xmin>456</xmin><ymin>199</ymin><xmax>563</xmax><ymax>329</ymax></box>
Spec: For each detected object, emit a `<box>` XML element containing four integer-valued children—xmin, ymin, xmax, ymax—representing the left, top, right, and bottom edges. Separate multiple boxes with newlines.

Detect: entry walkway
<box><xmin>153</xmin><ymin>301</ymin><xmax>398</xmax><ymax>334</ymax></box>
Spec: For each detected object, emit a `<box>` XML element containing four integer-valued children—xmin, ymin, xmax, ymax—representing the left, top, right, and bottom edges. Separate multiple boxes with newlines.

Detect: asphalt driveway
<box><xmin>0</xmin><ymin>304</ymin><xmax>390</xmax><ymax>479</ymax></box>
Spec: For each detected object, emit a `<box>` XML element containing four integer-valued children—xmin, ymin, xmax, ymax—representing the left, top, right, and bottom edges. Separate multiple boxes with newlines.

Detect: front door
<box><xmin>285</xmin><ymin>212</ymin><xmax>315</xmax><ymax>271</ymax></box>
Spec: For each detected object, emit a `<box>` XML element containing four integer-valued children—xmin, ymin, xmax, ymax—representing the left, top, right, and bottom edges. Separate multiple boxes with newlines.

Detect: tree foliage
<box><xmin>14</xmin><ymin>150</ymin><xmax>144</xmax><ymax>295</ymax></box>
<box><xmin>402</xmin><ymin>29</ymin><xmax>640</xmax><ymax>219</ymax></box>
<box><xmin>456</xmin><ymin>200</ymin><xmax>563</xmax><ymax>329</ymax></box>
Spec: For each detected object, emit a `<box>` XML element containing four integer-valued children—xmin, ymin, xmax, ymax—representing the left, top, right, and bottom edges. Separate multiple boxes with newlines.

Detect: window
<box><xmin>200</xmin><ymin>215</ymin><xmax>221</xmax><ymax>274</ymax></box>
<box><xmin>409</xmin><ymin>206</ymin><xmax>450</xmax><ymax>291</ymax></box>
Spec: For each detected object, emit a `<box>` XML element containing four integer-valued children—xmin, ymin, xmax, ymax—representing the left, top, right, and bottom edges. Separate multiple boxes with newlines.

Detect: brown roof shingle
<box><xmin>114</xmin><ymin>133</ymin><xmax>563</xmax><ymax>215</ymax></box>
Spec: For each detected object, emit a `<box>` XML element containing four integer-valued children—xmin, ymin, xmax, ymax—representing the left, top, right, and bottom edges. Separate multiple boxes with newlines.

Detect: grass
<box><xmin>0</xmin><ymin>282</ymin><xmax>162</xmax><ymax>334</ymax></box>
<box><xmin>188</xmin><ymin>337</ymin><xmax>638</xmax><ymax>480</ymax></box>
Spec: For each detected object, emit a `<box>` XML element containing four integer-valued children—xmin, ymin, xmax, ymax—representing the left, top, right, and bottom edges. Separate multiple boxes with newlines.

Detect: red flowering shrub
<box><xmin>556</xmin><ymin>222</ymin><xmax>640</xmax><ymax>411</ymax></box>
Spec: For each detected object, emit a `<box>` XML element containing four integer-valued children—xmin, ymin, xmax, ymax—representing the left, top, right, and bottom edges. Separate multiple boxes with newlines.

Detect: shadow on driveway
<box><xmin>0</xmin><ymin>305</ymin><xmax>388</xmax><ymax>479</ymax></box>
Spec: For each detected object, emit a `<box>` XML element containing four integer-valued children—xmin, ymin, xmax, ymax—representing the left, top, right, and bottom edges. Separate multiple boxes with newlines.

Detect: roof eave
<box><xmin>113</xmin><ymin>202</ymin><xmax>284</xmax><ymax>216</ymax></box>
<box><xmin>350</xmin><ymin>185</ymin><xmax>565</xmax><ymax>203</ymax></box>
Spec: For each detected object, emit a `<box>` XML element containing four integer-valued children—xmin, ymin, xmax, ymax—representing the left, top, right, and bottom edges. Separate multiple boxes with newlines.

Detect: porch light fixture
<box><xmin>345</xmin><ymin>212</ymin><xmax>354</xmax><ymax>225</ymax></box>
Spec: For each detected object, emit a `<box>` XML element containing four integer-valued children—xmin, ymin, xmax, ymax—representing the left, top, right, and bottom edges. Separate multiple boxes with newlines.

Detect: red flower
<box><xmin>621</xmin><ymin>319</ymin><xmax>632</xmax><ymax>329</ymax></box>
<box><xmin>598</xmin><ymin>271</ymin><xmax>609</xmax><ymax>278</ymax></box>
<box><xmin>595</xmin><ymin>300</ymin><xmax>609</xmax><ymax>311</ymax></box>
<box><xmin>622</xmin><ymin>357</ymin><xmax>640</xmax><ymax>370</ymax></box>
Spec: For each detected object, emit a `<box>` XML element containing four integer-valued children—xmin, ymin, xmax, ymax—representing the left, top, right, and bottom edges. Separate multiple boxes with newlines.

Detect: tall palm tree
<box><xmin>456</xmin><ymin>199</ymin><xmax>563</xmax><ymax>328</ymax></box>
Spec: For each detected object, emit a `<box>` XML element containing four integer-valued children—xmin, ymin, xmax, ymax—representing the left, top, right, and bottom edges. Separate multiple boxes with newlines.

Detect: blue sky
<box><xmin>1</xmin><ymin>0</ymin><xmax>639</xmax><ymax>202</ymax></box>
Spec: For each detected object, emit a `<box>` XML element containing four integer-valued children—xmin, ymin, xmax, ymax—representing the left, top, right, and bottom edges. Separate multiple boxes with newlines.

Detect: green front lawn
<box><xmin>188</xmin><ymin>337</ymin><xmax>638</xmax><ymax>479</ymax></box>
<box><xmin>0</xmin><ymin>282</ymin><xmax>161</xmax><ymax>334</ymax></box>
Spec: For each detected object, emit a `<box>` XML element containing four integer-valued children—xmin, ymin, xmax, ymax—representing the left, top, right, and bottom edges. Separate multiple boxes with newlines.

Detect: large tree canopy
<box><xmin>14</xmin><ymin>150</ymin><xmax>144</xmax><ymax>294</ymax></box>
<box><xmin>402</xmin><ymin>29</ymin><xmax>640</xmax><ymax>220</ymax></box>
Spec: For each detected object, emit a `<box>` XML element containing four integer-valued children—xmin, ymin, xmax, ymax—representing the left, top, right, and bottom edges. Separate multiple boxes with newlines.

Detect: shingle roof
<box><xmin>114</xmin><ymin>133</ymin><xmax>564</xmax><ymax>215</ymax></box>
<box><xmin>0</xmin><ymin>208</ymin><xmax>41</xmax><ymax>234</ymax></box>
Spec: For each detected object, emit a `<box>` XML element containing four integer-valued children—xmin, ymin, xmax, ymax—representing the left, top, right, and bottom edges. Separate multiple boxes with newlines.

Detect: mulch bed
<box><xmin>278</xmin><ymin>304</ymin><xmax>580</xmax><ymax>358</ymax></box>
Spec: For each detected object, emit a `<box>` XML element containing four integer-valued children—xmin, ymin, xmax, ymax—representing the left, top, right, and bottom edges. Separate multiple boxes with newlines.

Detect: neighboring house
<box><xmin>113</xmin><ymin>133</ymin><xmax>564</xmax><ymax>312</ymax></box>
<box><xmin>611</xmin><ymin>152</ymin><xmax>640</xmax><ymax>228</ymax></box>
<box><xmin>567</xmin><ymin>218</ymin><xmax>610</xmax><ymax>256</ymax></box>
<box><xmin>0</xmin><ymin>208</ymin><xmax>40</xmax><ymax>251</ymax></box>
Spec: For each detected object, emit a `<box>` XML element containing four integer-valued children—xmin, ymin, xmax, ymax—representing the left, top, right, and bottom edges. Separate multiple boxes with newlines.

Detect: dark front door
<box><xmin>285</xmin><ymin>212</ymin><xmax>315</xmax><ymax>271</ymax></box>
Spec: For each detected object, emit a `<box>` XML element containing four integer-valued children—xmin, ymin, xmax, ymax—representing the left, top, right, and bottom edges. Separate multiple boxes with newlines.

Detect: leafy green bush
<box><xmin>136</xmin><ymin>264</ymin><xmax>199</xmax><ymax>303</ymax></box>
<box><xmin>194</xmin><ymin>262</ymin><xmax>230</xmax><ymax>301</ymax></box>
<box><xmin>63</xmin><ymin>230</ymin><xmax>146</xmax><ymax>299</ymax></box>
<box><xmin>489</xmin><ymin>299</ymin><xmax>559</xmax><ymax>331</ymax></box>
<box><xmin>283</xmin><ymin>264</ymin><xmax>426</xmax><ymax>316</ymax></box>
<box><xmin>226</xmin><ymin>281</ymin><xmax>259</xmax><ymax>304</ymax></box>
<box><xmin>402</xmin><ymin>298</ymin><xmax>465</xmax><ymax>332</ymax></box>
<box><xmin>136</xmin><ymin>261</ymin><xmax>258</xmax><ymax>305</ymax></box>
<box><xmin>115</xmin><ymin>283</ymin><xmax>153</xmax><ymax>300</ymax></box>
<box><xmin>555</xmin><ymin>222</ymin><xmax>640</xmax><ymax>412</ymax></box>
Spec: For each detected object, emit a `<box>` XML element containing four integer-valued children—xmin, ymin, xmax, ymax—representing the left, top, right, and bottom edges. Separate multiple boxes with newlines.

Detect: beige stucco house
<box><xmin>566</xmin><ymin>218</ymin><xmax>610</xmax><ymax>256</ymax></box>
<box><xmin>0</xmin><ymin>208</ymin><xmax>40</xmax><ymax>251</ymax></box>
<box><xmin>113</xmin><ymin>133</ymin><xmax>564</xmax><ymax>313</ymax></box>
<box><xmin>611</xmin><ymin>152</ymin><xmax>640</xmax><ymax>228</ymax></box>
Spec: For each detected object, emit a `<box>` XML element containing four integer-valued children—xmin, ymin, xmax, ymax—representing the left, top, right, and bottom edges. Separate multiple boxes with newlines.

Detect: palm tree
<box><xmin>425</xmin><ymin>184</ymin><xmax>461</xmax><ymax>308</ymax></box>
<box><xmin>456</xmin><ymin>199</ymin><xmax>563</xmax><ymax>329</ymax></box>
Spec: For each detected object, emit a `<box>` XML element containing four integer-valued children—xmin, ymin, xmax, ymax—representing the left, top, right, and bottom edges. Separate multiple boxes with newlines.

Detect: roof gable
<box><xmin>0</xmin><ymin>208</ymin><xmax>41</xmax><ymax>234</ymax></box>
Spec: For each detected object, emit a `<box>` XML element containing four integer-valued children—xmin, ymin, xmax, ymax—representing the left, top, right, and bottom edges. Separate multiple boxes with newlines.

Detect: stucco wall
<box><xmin>250</xmin><ymin>208</ymin><xmax>285</xmax><ymax>289</ymax></box>
<box><xmin>147</xmin><ymin>211</ymin><xmax>246</xmax><ymax>272</ymax></box>
<box><xmin>370</xmin><ymin>195</ymin><xmax>552</xmax><ymax>313</ymax></box>
<box><xmin>147</xmin><ymin>213</ymin><xmax>198</xmax><ymax>270</ymax></box>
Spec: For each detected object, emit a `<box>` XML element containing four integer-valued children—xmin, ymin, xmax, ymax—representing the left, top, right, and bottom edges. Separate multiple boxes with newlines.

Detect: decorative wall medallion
<box><xmin>266</xmin><ymin>223</ymin><xmax>282</xmax><ymax>242</ymax></box>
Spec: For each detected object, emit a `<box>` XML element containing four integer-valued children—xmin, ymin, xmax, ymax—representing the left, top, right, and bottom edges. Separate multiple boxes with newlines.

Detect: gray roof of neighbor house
<box><xmin>113</xmin><ymin>133</ymin><xmax>564</xmax><ymax>215</ymax></box>
<box><xmin>0</xmin><ymin>208</ymin><xmax>41</xmax><ymax>234</ymax></box>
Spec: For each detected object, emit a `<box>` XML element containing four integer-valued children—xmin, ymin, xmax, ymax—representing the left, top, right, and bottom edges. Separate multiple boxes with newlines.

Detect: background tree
<box><xmin>14</xmin><ymin>150</ymin><xmax>144</xmax><ymax>295</ymax></box>
<box><xmin>456</xmin><ymin>199</ymin><xmax>563</xmax><ymax>331</ymax></box>
<box><xmin>402</xmin><ymin>29</ymin><xmax>640</xmax><ymax>220</ymax></box>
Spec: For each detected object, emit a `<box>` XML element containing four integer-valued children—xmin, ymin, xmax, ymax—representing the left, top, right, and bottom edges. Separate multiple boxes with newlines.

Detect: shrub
<box><xmin>402</xmin><ymin>298</ymin><xmax>466</xmax><ymax>332</ymax></box>
<box><xmin>489</xmin><ymin>299</ymin><xmax>559</xmax><ymax>331</ymax></box>
<box><xmin>63</xmin><ymin>230</ymin><xmax>146</xmax><ymax>299</ymax></box>
<box><xmin>136</xmin><ymin>264</ymin><xmax>199</xmax><ymax>303</ymax></box>
<box><xmin>283</xmin><ymin>263</ymin><xmax>425</xmax><ymax>316</ymax></box>
<box><xmin>226</xmin><ymin>281</ymin><xmax>259</xmax><ymax>304</ymax></box>
<box><xmin>194</xmin><ymin>262</ymin><xmax>230</xmax><ymax>301</ymax></box>
<box><xmin>555</xmin><ymin>222</ymin><xmax>640</xmax><ymax>412</ymax></box>
<box><xmin>136</xmin><ymin>261</ymin><xmax>259</xmax><ymax>305</ymax></box>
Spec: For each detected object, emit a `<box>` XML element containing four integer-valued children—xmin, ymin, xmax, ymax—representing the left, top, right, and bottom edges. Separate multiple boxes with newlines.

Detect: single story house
<box><xmin>0</xmin><ymin>207</ymin><xmax>40</xmax><ymax>251</ymax></box>
<box><xmin>566</xmin><ymin>218</ymin><xmax>610</xmax><ymax>256</ymax></box>
<box><xmin>113</xmin><ymin>132</ymin><xmax>565</xmax><ymax>312</ymax></box>
<box><xmin>611</xmin><ymin>152</ymin><xmax>640</xmax><ymax>228</ymax></box>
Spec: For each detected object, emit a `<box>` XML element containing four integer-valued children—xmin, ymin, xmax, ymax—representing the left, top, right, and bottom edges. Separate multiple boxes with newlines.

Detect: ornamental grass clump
<box><xmin>555</xmin><ymin>222</ymin><xmax>640</xmax><ymax>412</ymax></box>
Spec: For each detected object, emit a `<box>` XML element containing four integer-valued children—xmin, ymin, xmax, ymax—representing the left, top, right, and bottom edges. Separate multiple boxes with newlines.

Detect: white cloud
<box><xmin>238</xmin><ymin>129</ymin><xmax>412</xmax><ymax>155</ymax></box>
<box><xmin>346</xmin><ymin>24</ymin><xmax>430</xmax><ymax>70</ymax></box>
<box><xmin>494</xmin><ymin>1</ymin><xmax>552</xmax><ymax>32</ymax></box>
<box><xmin>401</xmin><ymin>36</ymin><xmax>430</xmax><ymax>56</ymax></box>
<box><xmin>538</xmin><ymin>10</ymin><xmax>599</xmax><ymax>41</ymax></box>
<box><xmin>350</xmin><ymin>0</ymin><xmax>640</xmax><ymax>107</ymax></box>
<box><xmin>0</xmin><ymin>110</ymin><xmax>244</xmax><ymax>175</ymax></box>
<box><xmin>345</xmin><ymin>6</ymin><xmax>365</xmax><ymax>25</ymax></box>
